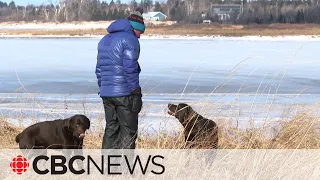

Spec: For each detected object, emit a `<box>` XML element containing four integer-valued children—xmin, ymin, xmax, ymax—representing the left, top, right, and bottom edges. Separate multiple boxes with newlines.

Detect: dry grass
<box><xmin>0</xmin><ymin>120</ymin><xmax>23</xmax><ymax>149</ymax></box>
<box><xmin>1</xmin><ymin>23</ymin><xmax>320</xmax><ymax>37</ymax></box>
<box><xmin>145</xmin><ymin>23</ymin><xmax>320</xmax><ymax>36</ymax></box>
<box><xmin>1</xmin><ymin>112</ymin><xmax>319</xmax><ymax>149</ymax></box>
<box><xmin>219</xmin><ymin>113</ymin><xmax>320</xmax><ymax>149</ymax></box>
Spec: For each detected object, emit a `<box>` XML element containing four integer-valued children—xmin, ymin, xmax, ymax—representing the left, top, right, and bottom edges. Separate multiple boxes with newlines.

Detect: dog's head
<box><xmin>167</xmin><ymin>103</ymin><xmax>195</xmax><ymax>124</ymax></box>
<box><xmin>64</xmin><ymin>114</ymin><xmax>90</xmax><ymax>139</ymax></box>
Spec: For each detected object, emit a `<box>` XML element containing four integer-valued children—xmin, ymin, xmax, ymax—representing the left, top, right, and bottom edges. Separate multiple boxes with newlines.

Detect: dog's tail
<box><xmin>15</xmin><ymin>133</ymin><xmax>21</xmax><ymax>143</ymax></box>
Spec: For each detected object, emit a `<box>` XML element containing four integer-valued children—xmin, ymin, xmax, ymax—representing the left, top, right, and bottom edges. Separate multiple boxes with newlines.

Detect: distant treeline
<box><xmin>1</xmin><ymin>0</ymin><xmax>320</xmax><ymax>24</ymax></box>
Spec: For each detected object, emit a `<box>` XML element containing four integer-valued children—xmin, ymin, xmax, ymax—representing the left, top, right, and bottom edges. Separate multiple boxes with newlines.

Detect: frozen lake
<box><xmin>0</xmin><ymin>37</ymin><xmax>319</xmax><ymax>133</ymax></box>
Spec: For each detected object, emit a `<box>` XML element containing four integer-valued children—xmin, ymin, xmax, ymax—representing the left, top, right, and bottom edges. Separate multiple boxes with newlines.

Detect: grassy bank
<box><xmin>146</xmin><ymin>23</ymin><xmax>320</xmax><ymax>37</ymax></box>
<box><xmin>1</xmin><ymin>23</ymin><xmax>320</xmax><ymax>37</ymax></box>
<box><xmin>1</xmin><ymin>112</ymin><xmax>319</xmax><ymax>149</ymax></box>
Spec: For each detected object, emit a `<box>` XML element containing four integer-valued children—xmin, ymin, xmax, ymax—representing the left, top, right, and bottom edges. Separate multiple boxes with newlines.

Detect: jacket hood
<box><xmin>107</xmin><ymin>19</ymin><xmax>134</xmax><ymax>35</ymax></box>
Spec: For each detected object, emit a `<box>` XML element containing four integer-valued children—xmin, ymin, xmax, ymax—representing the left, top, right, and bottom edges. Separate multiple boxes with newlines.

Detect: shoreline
<box><xmin>0</xmin><ymin>20</ymin><xmax>176</xmax><ymax>29</ymax></box>
<box><xmin>1</xmin><ymin>22</ymin><xmax>320</xmax><ymax>39</ymax></box>
<box><xmin>1</xmin><ymin>34</ymin><xmax>320</xmax><ymax>41</ymax></box>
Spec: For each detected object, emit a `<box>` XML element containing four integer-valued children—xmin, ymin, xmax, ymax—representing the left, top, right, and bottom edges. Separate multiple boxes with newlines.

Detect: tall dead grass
<box><xmin>1</xmin><ymin>111</ymin><xmax>319</xmax><ymax>149</ymax></box>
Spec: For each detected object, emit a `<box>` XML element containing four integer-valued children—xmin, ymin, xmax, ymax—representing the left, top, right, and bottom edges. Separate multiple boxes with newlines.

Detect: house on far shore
<box><xmin>142</xmin><ymin>12</ymin><xmax>167</xmax><ymax>21</ymax></box>
<box><xmin>212</xmin><ymin>4</ymin><xmax>243</xmax><ymax>21</ymax></box>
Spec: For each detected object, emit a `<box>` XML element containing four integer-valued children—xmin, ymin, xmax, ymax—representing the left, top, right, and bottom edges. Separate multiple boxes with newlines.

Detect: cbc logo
<box><xmin>10</xmin><ymin>155</ymin><xmax>30</xmax><ymax>175</ymax></box>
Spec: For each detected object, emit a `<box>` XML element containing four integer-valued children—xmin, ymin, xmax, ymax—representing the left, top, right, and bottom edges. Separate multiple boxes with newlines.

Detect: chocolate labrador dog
<box><xmin>168</xmin><ymin>103</ymin><xmax>218</xmax><ymax>149</ymax></box>
<box><xmin>15</xmin><ymin>114</ymin><xmax>90</xmax><ymax>168</ymax></box>
<box><xmin>15</xmin><ymin>114</ymin><xmax>90</xmax><ymax>150</ymax></box>
<box><xmin>16</xmin><ymin>115</ymin><xmax>90</xmax><ymax>149</ymax></box>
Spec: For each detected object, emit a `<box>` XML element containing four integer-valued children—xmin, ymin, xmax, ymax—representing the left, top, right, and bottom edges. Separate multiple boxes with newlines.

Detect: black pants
<box><xmin>102</xmin><ymin>94</ymin><xmax>142</xmax><ymax>149</ymax></box>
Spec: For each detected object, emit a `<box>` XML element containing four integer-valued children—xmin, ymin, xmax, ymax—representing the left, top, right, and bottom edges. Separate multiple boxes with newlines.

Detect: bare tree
<box><xmin>22</xmin><ymin>5</ymin><xmax>27</xmax><ymax>20</ymax></box>
<box><xmin>185</xmin><ymin>0</ymin><xmax>196</xmax><ymax>16</ymax></box>
<box><xmin>41</xmin><ymin>5</ymin><xmax>50</xmax><ymax>21</ymax></box>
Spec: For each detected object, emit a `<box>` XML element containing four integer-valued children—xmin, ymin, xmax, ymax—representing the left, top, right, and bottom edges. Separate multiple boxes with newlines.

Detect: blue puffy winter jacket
<box><xmin>96</xmin><ymin>19</ymin><xmax>141</xmax><ymax>97</ymax></box>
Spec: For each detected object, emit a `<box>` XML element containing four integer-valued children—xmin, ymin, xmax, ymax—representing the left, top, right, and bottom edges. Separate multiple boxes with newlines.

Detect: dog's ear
<box><xmin>175</xmin><ymin>104</ymin><xmax>187</xmax><ymax>122</ymax></box>
<box><xmin>177</xmin><ymin>104</ymin><xmax>193</xmax><ymax>123</ymax></box>
<box><xmin>86</xmin><ymin>117</ymin><xmax>91</xmax><ymax>129</ymax></box>
<box><xmin>63</xmin><ymin>116</ymin><xmax>73</xmax><ymax>130</ymax></box>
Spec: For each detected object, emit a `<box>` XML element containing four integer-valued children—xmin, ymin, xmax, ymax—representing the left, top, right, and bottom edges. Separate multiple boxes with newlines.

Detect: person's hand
<box><xmin>131</xmin><ymin>87</ymin><xmax>141</xmax><ymax>95</ymax></box>
<box><xmin>132</xmin><ymin>94</ymin><xmax>142</xmax><ymax>114</ymax></box>
<box><xmin>131</xmin><ymin>88</ymin><xmax>142</xmax><ymax>113</ymax></box>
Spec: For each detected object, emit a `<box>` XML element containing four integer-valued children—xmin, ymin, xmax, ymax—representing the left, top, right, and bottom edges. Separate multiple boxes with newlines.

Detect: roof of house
<box><xmin>143</xmin><ymin>12</ymin><xmax>167</xmax><ymax>18</ymax></box>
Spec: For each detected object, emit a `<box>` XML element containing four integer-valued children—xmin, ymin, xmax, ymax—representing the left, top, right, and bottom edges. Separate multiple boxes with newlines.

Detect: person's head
<box><xmin>127</xmin><ymin>7</ymin><xmax>145</xmax><ymax>38</ymax></box>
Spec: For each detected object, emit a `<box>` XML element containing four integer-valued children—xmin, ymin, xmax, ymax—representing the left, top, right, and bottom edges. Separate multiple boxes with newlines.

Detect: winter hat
<box><xmin>127</xmin><ymin>7</ymin><xmax>145</xmax><ymax>34</ymax></box>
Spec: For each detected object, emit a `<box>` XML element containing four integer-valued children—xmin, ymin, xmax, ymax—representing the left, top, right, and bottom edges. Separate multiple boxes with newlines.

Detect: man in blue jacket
<box><xmin>95</xmin><ymin>8</ymin><xmax>145</xmax><ymax>149</ymax></box>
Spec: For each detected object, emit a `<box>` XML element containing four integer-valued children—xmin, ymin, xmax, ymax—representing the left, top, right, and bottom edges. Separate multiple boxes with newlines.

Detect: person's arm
<box><xmin>122</xmin><ymin>37</ymin><xmax>141</xmax><ymax>94</ymax></box>
<box><xmin>95</xmin><ymin>54</ymin><xmax>101</xmax><ymax>88</ymax></box>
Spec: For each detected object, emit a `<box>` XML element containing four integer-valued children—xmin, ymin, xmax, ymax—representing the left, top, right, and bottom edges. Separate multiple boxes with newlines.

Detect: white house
<box><xmin>142</xmin><ymin>12</ymin><xmax>167</xmax><ymax>21</ymax></box>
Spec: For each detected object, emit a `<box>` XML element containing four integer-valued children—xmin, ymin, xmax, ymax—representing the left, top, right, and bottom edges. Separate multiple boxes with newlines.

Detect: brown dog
<box><xmin>168</xmin><ymin>103</ymin><xmax>218</xmax><ymax>149</ymax></box>
<box><xmin>15</xmin><ymin>114</ymin><xmax>90</xmax><ymax>150</ymax></box>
